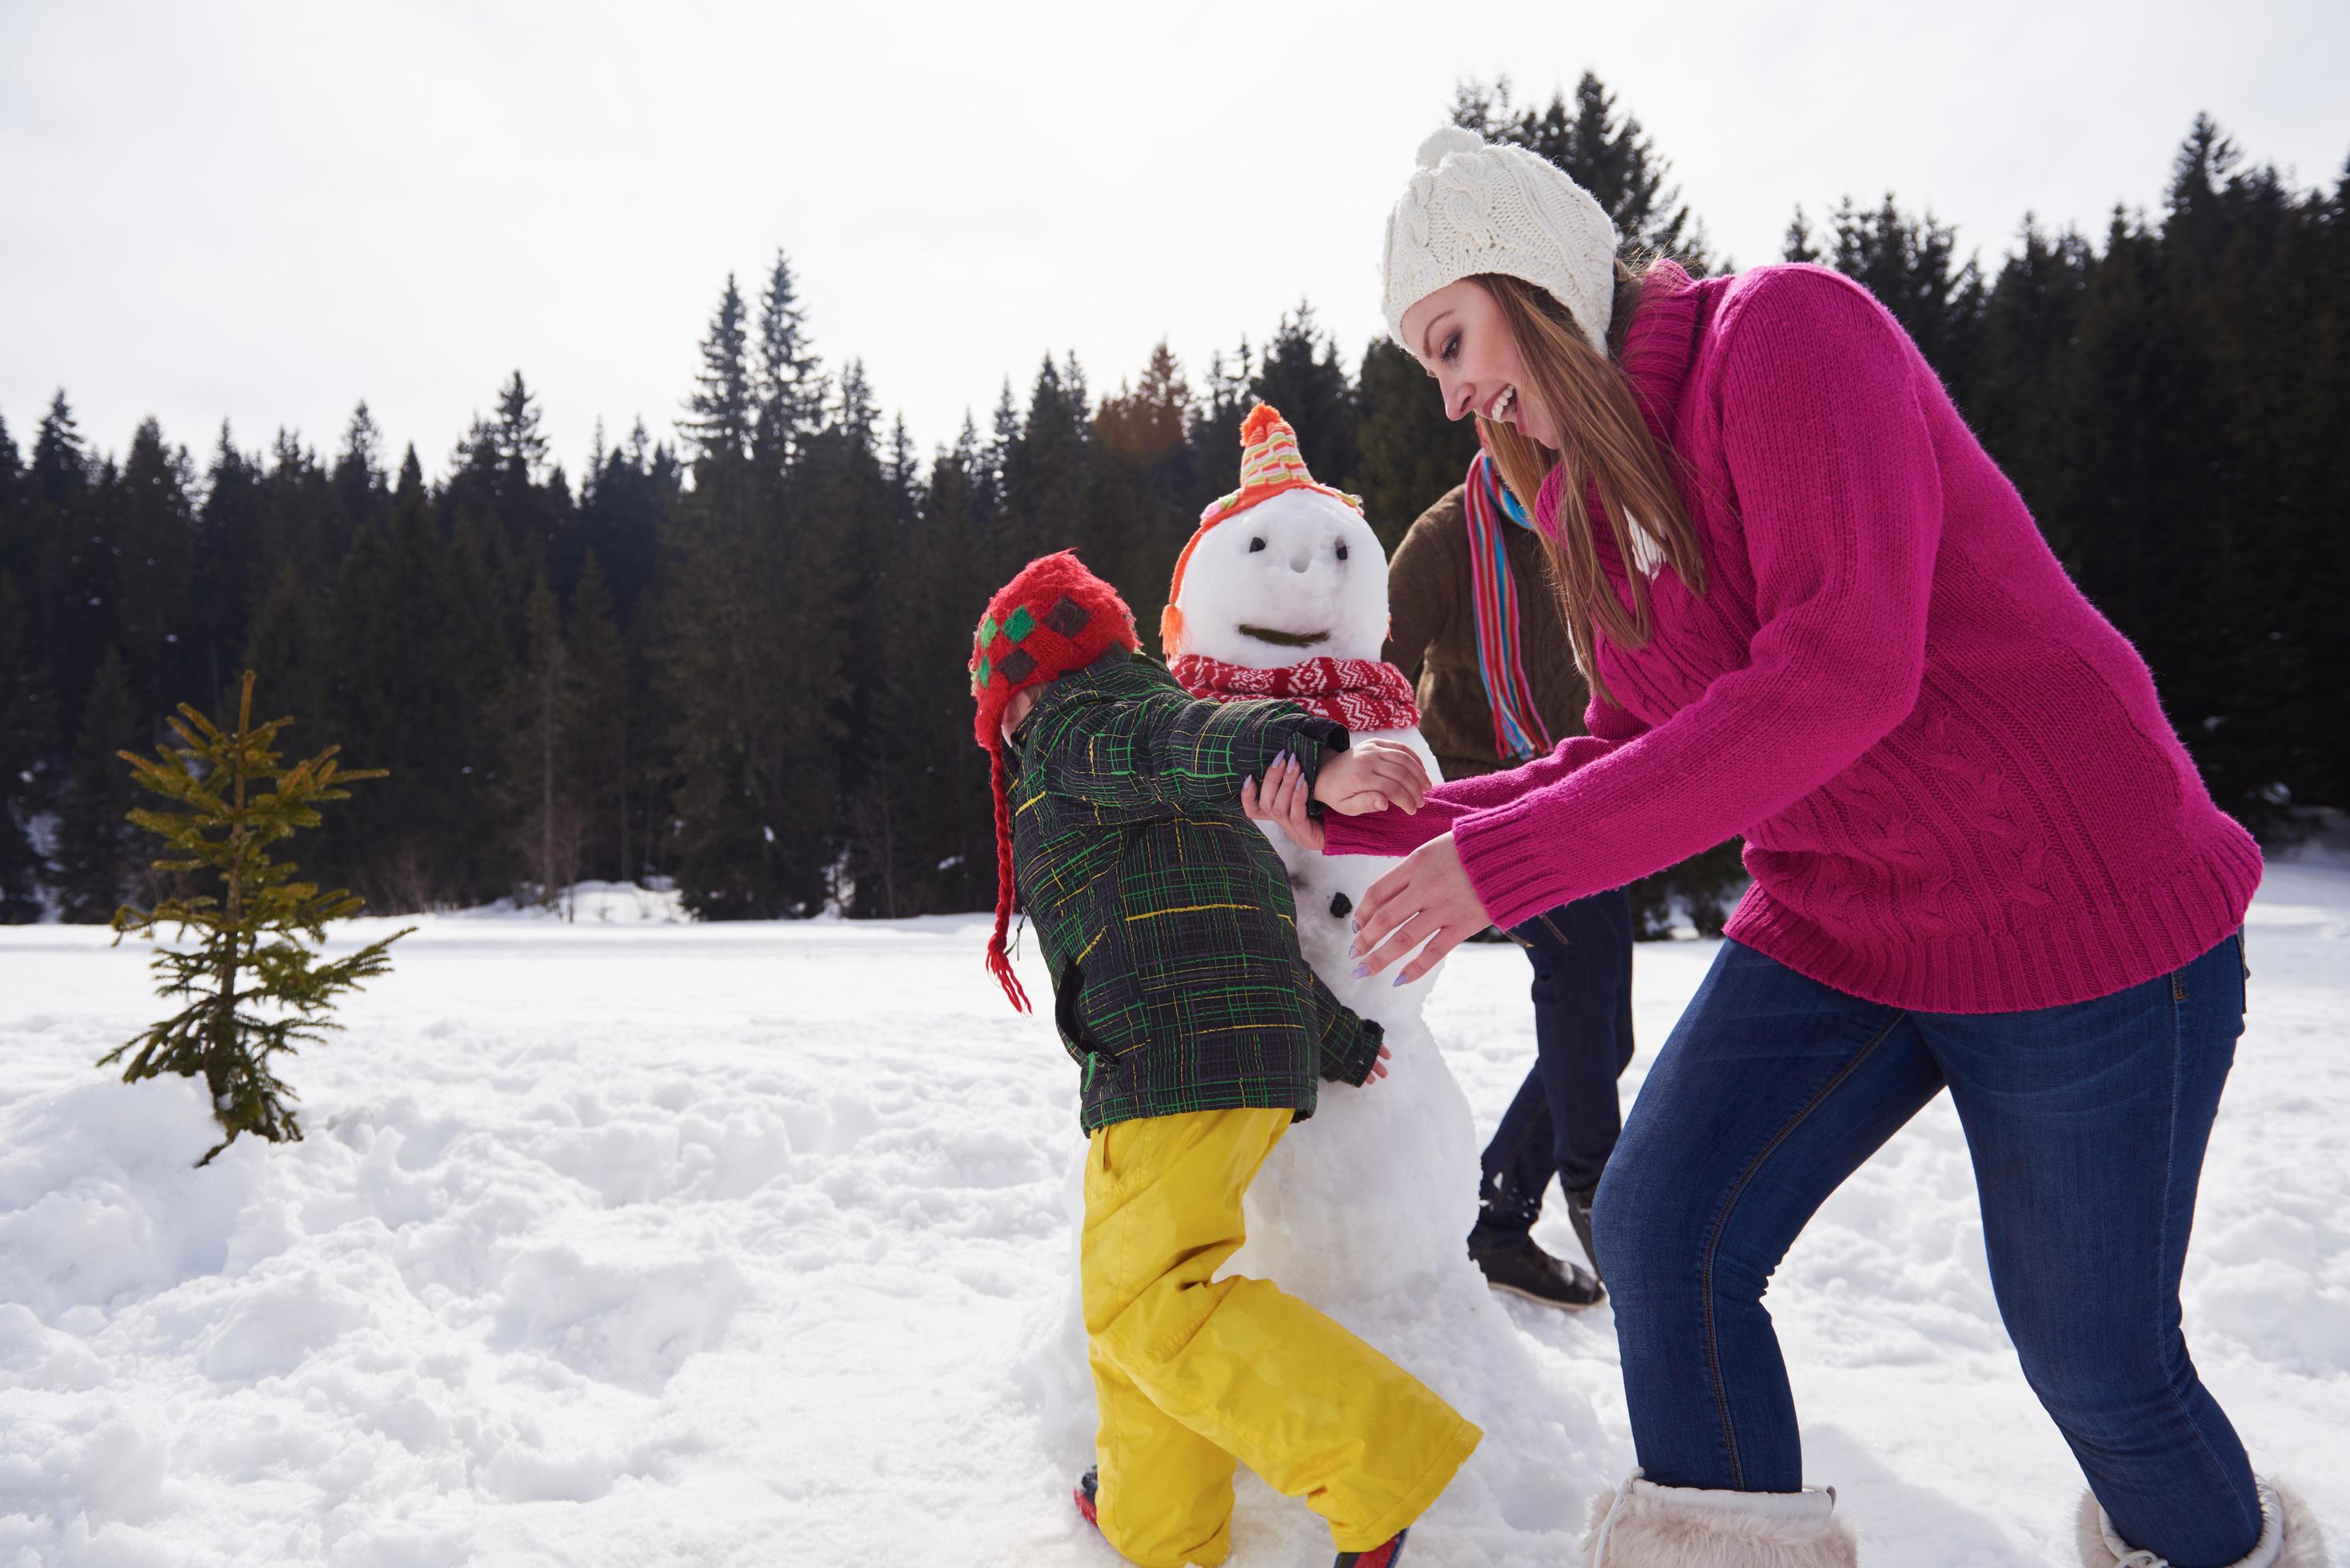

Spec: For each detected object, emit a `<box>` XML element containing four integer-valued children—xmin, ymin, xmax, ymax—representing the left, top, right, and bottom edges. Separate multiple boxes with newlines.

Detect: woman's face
<box><xmin>1399</xmin><ymin>279</ymin><xmax>1559</xmax><ymax>449</ymax></box>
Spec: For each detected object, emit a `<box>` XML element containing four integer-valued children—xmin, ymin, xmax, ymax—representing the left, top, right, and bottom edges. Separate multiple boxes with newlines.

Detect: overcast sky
<box><xmin>4</xmin><ymin>0</ymin><xmax>2345</xmax><ymax>482</ymax></box>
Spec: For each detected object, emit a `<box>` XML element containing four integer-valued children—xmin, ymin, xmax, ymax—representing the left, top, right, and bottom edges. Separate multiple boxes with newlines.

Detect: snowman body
<box><xmin>1166</xmin><ymin>486</ymin><xmax>1483</xmax><ymax>1299</ymax></box>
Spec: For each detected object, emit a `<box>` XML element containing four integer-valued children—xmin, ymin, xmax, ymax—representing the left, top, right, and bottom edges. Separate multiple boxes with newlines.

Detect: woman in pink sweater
<box><xmin>1249</xmin><ymin>128</ymin><xmax>2325</xmax><ymax>1567</ymax></box>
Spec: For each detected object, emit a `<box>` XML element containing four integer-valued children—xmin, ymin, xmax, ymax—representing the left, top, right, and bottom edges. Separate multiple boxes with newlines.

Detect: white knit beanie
<box><xmin>1381</xmin><ymin>125</ymin><xmax>1620</xmax><ymax>356</ymax></box>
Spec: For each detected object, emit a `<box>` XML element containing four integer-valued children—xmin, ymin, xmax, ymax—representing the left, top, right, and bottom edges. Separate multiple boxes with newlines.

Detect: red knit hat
<box><xmin>970</xmin><ymin>550</ymin><xmax>1140</xmax><ymax>1010</ymax></box>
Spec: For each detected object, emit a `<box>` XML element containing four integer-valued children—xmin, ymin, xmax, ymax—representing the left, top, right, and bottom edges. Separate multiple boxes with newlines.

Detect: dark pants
<box><xmin>1469</xmin><ymin>887</ymin><xmax>1635</xmax><ymax>1249</ymax></box>
<box><xmin>1594</xmin><ymin>934</ymin><xmax>2260</xmax><ymax>1566</ymax></box>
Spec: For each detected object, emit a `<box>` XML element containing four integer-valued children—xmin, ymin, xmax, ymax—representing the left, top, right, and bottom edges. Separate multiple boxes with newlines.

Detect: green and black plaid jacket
<box><xmin>1007</xmin><ymin>650</ymin><xmax>1386</xmax><ymax>1134</ymax></box>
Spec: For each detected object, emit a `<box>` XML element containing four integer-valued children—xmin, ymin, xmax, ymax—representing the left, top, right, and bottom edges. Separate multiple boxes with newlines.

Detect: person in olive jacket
<box><xmin>1383</xmin><ymin>455</ymin><xmax>1635</xmax><ymax>1310</ymax></box>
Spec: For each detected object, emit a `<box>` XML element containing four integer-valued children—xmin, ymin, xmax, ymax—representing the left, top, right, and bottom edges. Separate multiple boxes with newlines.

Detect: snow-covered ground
<box><xmin>2</xmin><ymin>865</ymin><xmax>2344</xmax><ymax>1566</ymax></box>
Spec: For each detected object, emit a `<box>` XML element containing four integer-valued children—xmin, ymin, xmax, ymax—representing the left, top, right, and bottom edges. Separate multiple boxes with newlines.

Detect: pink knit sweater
<box><xmin>1330</xmin><ymin>262</ymin><xmax>2261</xmax><ymax>1013</ymax></box>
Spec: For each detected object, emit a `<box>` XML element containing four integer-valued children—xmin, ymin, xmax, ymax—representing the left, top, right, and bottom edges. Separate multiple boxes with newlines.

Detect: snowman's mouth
<box><xmin>1239</xmin><ymin>624</ymin><xmax>1330</xmax><ymax>648</ymax></box>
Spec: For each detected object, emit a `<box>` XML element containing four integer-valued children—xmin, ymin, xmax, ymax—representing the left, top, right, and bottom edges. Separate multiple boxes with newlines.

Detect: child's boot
<box><xmin>1335</xmin><ymin>1528</ymin><xmax>1407</xmax><ymax>1566</ymax></box>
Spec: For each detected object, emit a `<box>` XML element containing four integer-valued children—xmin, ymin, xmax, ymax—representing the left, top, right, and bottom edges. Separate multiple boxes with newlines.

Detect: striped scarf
<box><xmin>1464</xmin><ymin>452</ymin><xmax>1554</xmax><ymax>762</ymax></box>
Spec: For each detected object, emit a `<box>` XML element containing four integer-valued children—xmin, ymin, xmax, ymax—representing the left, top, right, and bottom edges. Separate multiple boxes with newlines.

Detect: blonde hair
<box><xmin>1475</xmin><ymin>265</ymin><xmax>1704</xmax><ymax>704</ymax></box>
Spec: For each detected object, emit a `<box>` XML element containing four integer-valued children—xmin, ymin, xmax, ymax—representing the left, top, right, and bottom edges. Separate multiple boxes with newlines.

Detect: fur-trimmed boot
<box><xmin>1583</xmin><ymin>1472</ymin><xmax>1858</xmax><ymax>1566</ymax></box>
<box><xmin>2076</xmin><ymin>1478</ymin><xmax>2328</xmax><ymax>1568</ymax></box>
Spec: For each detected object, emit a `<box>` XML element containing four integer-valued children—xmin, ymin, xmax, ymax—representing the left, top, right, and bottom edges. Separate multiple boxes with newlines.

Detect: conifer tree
<box><xmin>1973</xmin><ymin>218</ymin><xmax>2093</xmax><ymax>482</ymax></box>
<box><xmin>1782</xmin><ymin>206</ymin><xmax>1824</xmax><ymax>265</ymax></box>
<box><xmin>432</xmin><ymin>510</ymin><xmax>518</xmax><ymax>900</ymax></box>
<box><xmin>0</xmin><ymin>412</ymin><xmax>23</xmax><ymax>579</ymax></box>
<box><xmin>504</xmin><ymin>570</ymin><xmax>580</xmax><ymax>906</ymax></box>
<box><xmin>578</xmin><ymin>426</ymin><xmax>656</xmax><ymax>626</ymax></box>
<box><xmin>1096</xmin><ymin>343</ymin><xmax>1191</xmax><ymax>465</ymax></box>
<box><xmin>562</xmin><ymin>552</ymin><xmax>632</xmax><ymax>881</ymax></box>
<box><xmin>1184</xmin><ymin>343</ymin><xmax>1257</xmax><ymax>522</ymax></box>
<box><xmin>30</xmin><ymin>391</ymin><xmax>86</xmax><ymax>504</ymax></box>
<box><xmin>30</xmin><ymin>394</ymin><xmax>105</xmax><ymax>733</ymax></box>
<box><xmin>999</xmin><ymin>354</ymin><xmax>1091</xmax><ymax>574</ymax></box>
<box><xmin>0</xmin><ymin>572</ymin><xmax>57</xmax><ymax>922</ymax></box>
<box><xmin>660</xmin><ymin>271</ymin><xmax>834</xmax><ymax>918</ymax></box>
<box><xmin>1251</xmin><ymin>303</ymin><xmax>1359</xmax><ymax>492</ymax></box>
<box><xmin>752</xmin><ymin>250</ymin><xmax>824</xmax><ymax>474</ymax></box>
<box><xmin>799</xmin><ymin>376</ymin><xmax>891</xmax><ymax>911</ymax></box>
<box><xmin>1090</xmin><ymin>342</ymin><xmax>1202</xmax><ymax>628</ymax></box>
<box><xmin>492</xmin><ymin>374</ymin><xmax>550</xmax><ymax>488</ymax></box>
<box><xmin>110</xmin><ymin>418</ymin><xmax>200</xmax><ymax>718</ymax></box>
<box><xmin>442</xmin><ymin>374</ymin><xmax>563</xmax><ymax>604</ymax></box>
<box><xmin>980</xmin><ymin>380</ymin><xmax>1020</xmax><ymax>526</ymax></box>
<box><xmin>191</xmin><ymin>424</ymin><xmax>265</xmax><ymax>713</ymax></box>
<box><xmin>54</xmin><ymin>647</ymin><xmax>144</xmax><ymax>921</ymax></box>
<box><xmin>1354</xmin><ymin>337</ymin><xmax>1477</xmax><ymax>552</ymax></box>
<box><xmin>855</xmin><ymin>426</ymin><xmax>991</xmax><ymax>915</ymax></box>
<box><xmin>102</xmin><ymin>671</ymin><xmax>410</xmax><ymax>1165</ymax></box>
<box><xmin>242</xmin><ymin>556</ymin><xmax>329</xmax><ymax>743</ymax></box>
<box><xmin>683</xmin><ymin>275</ymin><xmax>755</xmax><ymax>464</ymax></box>
<box><xmin>315</xmin><ymin>508</ymin><xmax>404</xmax><ymax>893</ymax></box>
<box><xmin>332</xmin><ymin>402</ymin><xmax>387</xmax><ymax>531</ymax></box>
<box><xmin>255</xmin><ymin>429</ymin><xmax>336</xmax><ymax>595</ymax></box>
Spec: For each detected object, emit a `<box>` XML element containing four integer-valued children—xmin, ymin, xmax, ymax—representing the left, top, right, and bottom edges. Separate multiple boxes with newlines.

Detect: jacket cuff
<box><xmin>1323</xmin><ymin>1016</ymin><xmax>1385</xmax><ymax>1086</ymax></box>
<box><xmin>1287</xmin><ymin>714</ymin><xmax>1349</xmax><ymax>823</ymax></box>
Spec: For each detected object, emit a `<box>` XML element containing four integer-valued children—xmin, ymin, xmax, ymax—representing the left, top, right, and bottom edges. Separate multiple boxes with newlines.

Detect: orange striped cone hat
<box><xmin>1160</xmin><ymin>402</ymin><xmax>1363</xmax><ymax>656</ymax></box>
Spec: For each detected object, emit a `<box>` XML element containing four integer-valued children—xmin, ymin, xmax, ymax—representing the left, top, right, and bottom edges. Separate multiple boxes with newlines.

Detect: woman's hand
<box><xmin>1347</xmin><ymin>832</ymin><xmax>1490</xmax><ymax>985</ymax></box>
<box><xmin>1241</xmin><ymin>753</ymin><xmax>1321</xmax><ymax>849</ymax></box>
<box><xmin>1367</xmin><ymin>1043</ymin><xmax>1392</xmax><ymax>1082</ymax></box>
<box><xmin>1241</xmin><ymin>742</ymin><xmax>1427</xmax><ymax>850</ymax></box>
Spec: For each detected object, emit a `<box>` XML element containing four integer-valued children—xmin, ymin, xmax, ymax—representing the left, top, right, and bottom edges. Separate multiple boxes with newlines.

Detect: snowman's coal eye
<box><xmin>1335</xmin><ymin>544</ymin><xmax>1350</xmax><ymax>561</ymax></box>
<box><xmin>1248</xmin><ymin>537</ymin><xmax>1267</xmax><ymax>553</ymax></box>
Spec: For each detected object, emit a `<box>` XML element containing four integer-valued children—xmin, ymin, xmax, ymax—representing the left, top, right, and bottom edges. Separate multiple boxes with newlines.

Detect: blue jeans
<box><xmin>1470</xmin><ymin>889</ymin><xmax>1635</xmax><ymax>1248</ymax></box>
<box><xmin>1593</xmin><ymin>934</ymin><xmax>2261</xmax><ymax>1567</ymax></box>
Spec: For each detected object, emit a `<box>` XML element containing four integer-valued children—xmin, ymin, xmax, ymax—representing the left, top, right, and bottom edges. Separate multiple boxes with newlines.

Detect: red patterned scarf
<box><xmin>1167</xmin><ymin>653</ymin><xmax>1421</xmax><ymax>732</ymax></box>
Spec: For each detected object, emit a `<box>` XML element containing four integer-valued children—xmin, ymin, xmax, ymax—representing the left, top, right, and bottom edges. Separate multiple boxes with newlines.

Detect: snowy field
<box><xmin>2</xmin><ymin>867</ymin><xmax>2344</xmax><ymax>1567</ymax></box>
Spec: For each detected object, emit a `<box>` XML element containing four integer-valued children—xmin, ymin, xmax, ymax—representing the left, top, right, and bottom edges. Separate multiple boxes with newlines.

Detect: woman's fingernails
<box><xmin>1351</xmin><ymin>963</ymin><xmax>1368</xmax><ymax>979</ymax></box>
<box><xmin>1348</xmin><ymin>918</ymin><xmax>1359</xmax><ymax>933</ymax></box>
<box><xmin>1392</xmin><ymin>971</ymin><xmax>1410</xmax><ymax>987</ymax></box>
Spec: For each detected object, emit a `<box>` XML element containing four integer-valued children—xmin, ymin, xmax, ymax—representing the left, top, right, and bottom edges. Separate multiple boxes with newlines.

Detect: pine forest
<box><xmin>3</xmin><ymin>78</ymin><xmax>2344</xmax><ymax>934</ymax></box>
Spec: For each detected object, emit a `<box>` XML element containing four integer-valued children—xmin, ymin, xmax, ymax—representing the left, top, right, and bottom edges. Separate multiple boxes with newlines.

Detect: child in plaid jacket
<box><xmin>971</xmin><ymin>552</ymin><xmax>1480</xmax><ymax>1568</ymax></box>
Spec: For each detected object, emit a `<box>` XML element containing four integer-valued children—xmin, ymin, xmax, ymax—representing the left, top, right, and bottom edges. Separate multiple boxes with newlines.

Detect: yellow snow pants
<box><xmin>1081</xmin><ymin>1105</ymin><xmax>1482</xmax><ymax>1568</ymax></box>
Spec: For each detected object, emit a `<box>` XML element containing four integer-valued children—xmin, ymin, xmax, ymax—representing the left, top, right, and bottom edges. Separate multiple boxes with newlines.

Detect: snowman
<box><xmin>1157</xmin><ymin>402</ymin><xmax>1475</xmax><ymax>1300</ymax></box>
<box><xmin>1141</xmin><ymin>404</ymin><xmax>1604</xmax><ymax>1557</ymax></box>
<box><xmin>1016</xmin><ymin>408</ymin><xmax>1603</xmax><ymax>1561</ymax></box>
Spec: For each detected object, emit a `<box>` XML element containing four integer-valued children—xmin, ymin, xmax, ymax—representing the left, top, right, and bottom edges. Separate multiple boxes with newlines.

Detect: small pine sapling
<box><xmin>101</xmin><ymin>671</ymin><xmax>413</xmax><ymax>1166</ymax></box>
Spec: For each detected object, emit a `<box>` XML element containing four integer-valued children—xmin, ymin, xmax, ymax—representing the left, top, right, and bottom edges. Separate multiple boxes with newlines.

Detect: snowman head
<box><xmin>1171</xmin><ymin>489</ymin><xmax>1387</xmax><ymax>667</ymax></box>
<box><xmin>1163</xmin><ymin>404</ymin><xmax>1389</xmax><ymax>670</ymax></box>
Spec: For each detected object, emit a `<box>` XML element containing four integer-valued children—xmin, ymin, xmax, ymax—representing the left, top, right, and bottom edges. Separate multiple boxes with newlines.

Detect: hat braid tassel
<box><xmin>986</xmin><ymin>746</ymin><xmax>1032</xmax><ymax>1013</ymax></box>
